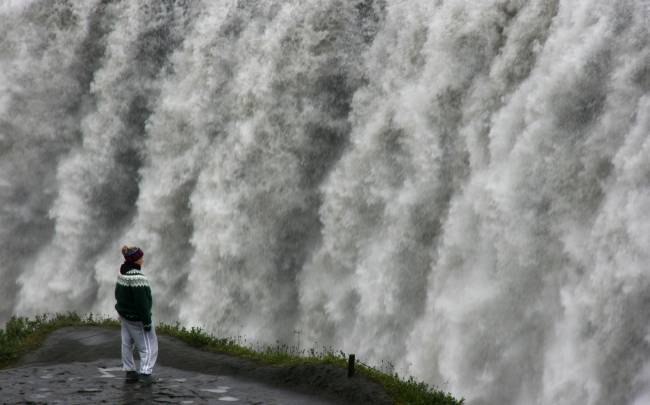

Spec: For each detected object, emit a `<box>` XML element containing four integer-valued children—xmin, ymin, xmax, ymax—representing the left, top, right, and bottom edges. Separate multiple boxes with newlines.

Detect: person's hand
<box><xmin>144</xmin><ymin>325</ymin><xmax>151</xmax><ymax>332</ymax></box>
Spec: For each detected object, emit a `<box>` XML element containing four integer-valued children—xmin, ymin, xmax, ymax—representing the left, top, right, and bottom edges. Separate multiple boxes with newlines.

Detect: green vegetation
<box><xmin>0</xmin><ymin>313</ymin><xmax>119</xmax><ymax>369</ymax></box>
<box><xmin>0</xmin><ymin>313</ymin><xmax>463</xmax><ymax>405</ymax></box>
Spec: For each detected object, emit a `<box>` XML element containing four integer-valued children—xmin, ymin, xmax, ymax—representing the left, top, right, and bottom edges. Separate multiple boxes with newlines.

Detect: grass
<box><xmin>0</xmin><ymin>312</ymin><xmax>119</xmax><ymax>369</ymax></box>
<box><xmin>0</xmin><ymin>313</ymin><xmax>463</xmax><ymax>405</ymax></box>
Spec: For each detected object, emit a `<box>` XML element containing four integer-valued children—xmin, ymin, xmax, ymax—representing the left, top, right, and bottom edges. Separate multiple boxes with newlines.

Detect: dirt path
<box><xmin>1</xmin><ymin>327</ymin><xmax>393</xmax><ymax>404</ymax></box>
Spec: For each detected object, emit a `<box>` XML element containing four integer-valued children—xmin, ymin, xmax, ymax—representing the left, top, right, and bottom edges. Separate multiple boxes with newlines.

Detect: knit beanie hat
<box><xmin>122</xmin><ymin>245</ymin><xmax>144</xmax><ymax>262</ymax></box>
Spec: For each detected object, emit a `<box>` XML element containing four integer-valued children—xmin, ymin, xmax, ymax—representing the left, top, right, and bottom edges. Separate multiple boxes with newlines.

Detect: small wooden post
<box><xmin>348</xmin><ymin>354</ymin><xmax>355</xmax><ymax>378</ymax></box>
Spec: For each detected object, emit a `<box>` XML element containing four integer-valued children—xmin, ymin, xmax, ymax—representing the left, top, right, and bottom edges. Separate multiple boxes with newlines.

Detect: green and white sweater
<box><xmin>115</xmin><ymin>269</ymin><xmax>153</xmax><ymax>328</ymax></box>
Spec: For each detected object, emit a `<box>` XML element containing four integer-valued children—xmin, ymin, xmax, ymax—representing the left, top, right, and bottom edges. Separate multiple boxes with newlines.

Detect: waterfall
<box><xmin>1</xmin><ymin>1</ymin><xmax>648</xmax><ymax>403</ymax></box>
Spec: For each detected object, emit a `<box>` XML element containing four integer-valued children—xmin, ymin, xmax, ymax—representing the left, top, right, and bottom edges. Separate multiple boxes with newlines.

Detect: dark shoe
<box><xmin>139</xmin><ymin>373</ymin><xmax>154</xmax><ymax>386</ymax></box>
<box><xmin>125</xmin><ymin>370</ymin><xmax>138</xmax><ymax>383</ymax></box>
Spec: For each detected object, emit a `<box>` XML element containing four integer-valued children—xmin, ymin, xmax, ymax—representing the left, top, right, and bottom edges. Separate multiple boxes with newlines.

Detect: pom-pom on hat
<box><xmin>122</xmin><ymin>245</ymin><xmax>144</xmax><ymax>263</ymax></box>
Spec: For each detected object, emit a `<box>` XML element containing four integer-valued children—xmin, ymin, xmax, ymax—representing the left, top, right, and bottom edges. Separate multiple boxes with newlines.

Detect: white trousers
<box><xmin>120</xmin><ymin>316</ymin><xmax>158</xmax><ymax>375</ymax></box>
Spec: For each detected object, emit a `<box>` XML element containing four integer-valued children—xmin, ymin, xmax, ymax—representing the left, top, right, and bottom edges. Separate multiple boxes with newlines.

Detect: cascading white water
<box><xmin>1</xmin><ymin>0</ymin><xmax>648</xmax><ymax>403</ymax></box>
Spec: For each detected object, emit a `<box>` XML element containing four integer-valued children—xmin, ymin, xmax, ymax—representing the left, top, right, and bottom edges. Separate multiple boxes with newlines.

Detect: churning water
<box><xmin>1</xmin><ymin>1</ymin><xmax>649</xmax><ymax>403</ymax></box>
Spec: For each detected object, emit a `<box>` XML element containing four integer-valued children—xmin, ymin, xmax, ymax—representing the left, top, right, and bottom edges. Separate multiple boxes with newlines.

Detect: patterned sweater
<box><xmin>115</xmin><ymin>269</ymin><xmax>153</xmax><ymax>328</ymax></box>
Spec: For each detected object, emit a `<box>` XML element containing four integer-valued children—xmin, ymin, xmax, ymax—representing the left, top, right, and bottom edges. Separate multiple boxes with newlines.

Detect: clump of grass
<box><xmin>0</xmin><ymin>313</ymin><xmax>118</xmax><ymax>368</ymax></box>
<box><xmin>154</xmin><ymin>321</ymin><xmax>464</xmax><ymax>404</ymax></box>
<box><xmin>358</xmin><ymin>365</ymin><xmax>462</xmax><ymax>405</ymax></box>
<box><xmin>0</xmin><ymin>313</ymin><xmax>463</xmax><ymax>405</ymax></box>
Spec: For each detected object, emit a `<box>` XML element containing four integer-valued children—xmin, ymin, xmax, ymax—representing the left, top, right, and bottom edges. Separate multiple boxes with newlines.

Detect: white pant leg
<box><xmin>140</xmin><ymin>325</ymin><xmax>158</xmax><ymax>375</ymax></box>
<box><xmin>120</xmin><ymin>317</ymin><xmax>136</xmax><ymax>371</ymax></box>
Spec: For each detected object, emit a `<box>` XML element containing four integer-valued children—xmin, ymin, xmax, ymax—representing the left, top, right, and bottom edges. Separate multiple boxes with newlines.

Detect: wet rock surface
<box><xmin>1</xmin><ymin>327</ymin><xmax>393</xmax><ymax>405</ymax></box>
<box><xmin>0</xmin><ymin>360</ymin><xmax>332</xmax><ymax>404</ymax></box>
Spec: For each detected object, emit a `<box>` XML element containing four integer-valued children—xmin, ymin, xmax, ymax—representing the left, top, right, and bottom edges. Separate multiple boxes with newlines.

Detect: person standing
<box><xmin>115</xmin><ymin>245</ymin><xmax>158</xmax><ymax>385</ymax></box>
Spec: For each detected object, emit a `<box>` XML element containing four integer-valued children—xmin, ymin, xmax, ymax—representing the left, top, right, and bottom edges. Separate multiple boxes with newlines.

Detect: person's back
<box><xmin>115</xmin><ymin>245</ymin><xmax>158</xmax><ymax>384</ymax></box>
